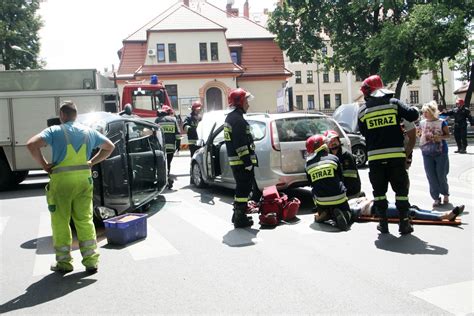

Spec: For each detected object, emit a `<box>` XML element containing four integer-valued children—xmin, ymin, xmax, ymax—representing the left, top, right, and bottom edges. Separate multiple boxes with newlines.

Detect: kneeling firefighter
<box><xmin>224</xmin><ymin>88</ymin><xmax>258</xmax><ymax>228</ymax></box>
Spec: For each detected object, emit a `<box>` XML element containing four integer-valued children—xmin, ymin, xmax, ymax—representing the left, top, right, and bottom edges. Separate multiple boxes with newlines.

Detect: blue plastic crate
<box><xmin>104</xmin><ymin>213</ymin><xmax>147</xmax><ymax>245</ymax></box>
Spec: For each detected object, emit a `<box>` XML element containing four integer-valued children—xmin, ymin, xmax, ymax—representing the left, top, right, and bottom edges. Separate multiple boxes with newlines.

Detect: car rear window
<box><xmin>275</xmin><ymin>116</ymin><xmax>342</xmax><ymax>142</ymax></box>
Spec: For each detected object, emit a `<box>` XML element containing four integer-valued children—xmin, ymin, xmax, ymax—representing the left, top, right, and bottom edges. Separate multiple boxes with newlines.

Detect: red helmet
<box><xmin>456</xmin><ymin>98</ymin><xmax>464</xmax><ymax>106</ymax></box>
<box><xmin>161</xmin><ymin>105</ymin><xmax>174</xmax><ymax>115</ymax></box>
<box><xmin>360</xmin><ymin>75</ymin><xmax>384</xmax><ymax>97</ymax></box>
<box><xmin>191</xmin><ymin>101</ymin><xmax>202</xmax><ymax>111</ymax></box>
<box><xmin>323</xmin><ymin>130</ymin><xmax>340</xmax><ymax>149</ymax></box>
<box><xmin>305</xmin><ymin>135</ymin><xmax>327</xmax><ymax>155</ymax></box>
<box><xmin>228</xmin><ymin>88</ymin><xmax>250</xmax><ymax>108</ymax></box>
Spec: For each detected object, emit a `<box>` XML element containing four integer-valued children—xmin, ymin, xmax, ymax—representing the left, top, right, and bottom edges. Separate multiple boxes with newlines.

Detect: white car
<box><xmin>190</xmin><ymin>110</ymin><xmax>351</xmax><ymax>191</ymax></box>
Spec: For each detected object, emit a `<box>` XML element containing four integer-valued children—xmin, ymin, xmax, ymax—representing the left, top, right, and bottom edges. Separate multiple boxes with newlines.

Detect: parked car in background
<box><xmin>332</xmin><ymin>103</ymin><xmax>367</xmax><ymax>168</ymax></box>
<box><xmin>190</xmin><ymin>110</ymin><xmax>351</xmax><ymax>191</ymax></box>
<box><xmin>73</xmin><ymin>111</ymin><xmax>167</xmax><ymax>221</ymax></box>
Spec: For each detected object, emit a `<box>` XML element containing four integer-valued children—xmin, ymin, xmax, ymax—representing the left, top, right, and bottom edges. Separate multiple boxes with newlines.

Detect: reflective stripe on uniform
<box><xmin>81</xmin><ymin>248</ymin><xmax>97</xmax><ymax>258</ymax></box>
<box><xmin>343</xmin><ymin>170</ymin><xmax>358</xmax><ymax>178</ymax></box>
<box><xmin>236</xmin><ymin>145</ymin><xmax>249</xmax><ymax>157</ymax></box>
<box><xmin>367</xmin><ymin>147</ymin><xmax>406</xmax><ymax>161</ymax></box>
<box><xmin>358</xmin><ymin>103</ymin><xmax>398</xmax><ymax>120</ymax></box>
<box><xmin>395</xmin><ymin>196</ymin><xmax>409</xmax><ymax>201</ymax></box>
<box><xmin>314</xmin><ymin>193</ymin><xmax>348</xmax><ymax>206</ymax></box>
<box><xmin>229</xmin><ymin>156</ymin><xmax>244</xmax><ymax>166</ymax></box>
<box><xmin>188</xmin><ymin>139</ymin><xmax>197</xmax><ymax>145</ymax></box>
<box><xmin>159</xmin><ymin>122</ymin><xmax>176</xmax><ymax>133</ymax></box>
<box><xmin>55</xmin><ymin>245</ymin><xmax>71</xmax><ymax>253</ymax></box>
<box><xmin>374</xmin><ymin>195</ymin><xmax>387</xmax><ymax>201</ymax></box>
<box><xmin>165</xmin><ymin>144</ymin><xmax>176</xmax><ymax>150</ymax></box>
<box><xmin>234</xmin><ymin>196</ymin><xmax>248</xmax><ymax>203</ymax></box>
<box><xmin>79</xmin><ymin>240</ymin><xmax>96</xmax><ymax>248</ymax></box>
<box><xmin>51</xmin><ymin>165</ymin><xmax>90</xmax><ymax>174</ymax></box>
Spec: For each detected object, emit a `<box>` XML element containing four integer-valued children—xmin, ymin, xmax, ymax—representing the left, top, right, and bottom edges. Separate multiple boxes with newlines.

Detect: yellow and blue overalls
<box><xmin>46</xmin><ymin>125</ymin><xmax>99</xmax><ymax>271</ymax></box>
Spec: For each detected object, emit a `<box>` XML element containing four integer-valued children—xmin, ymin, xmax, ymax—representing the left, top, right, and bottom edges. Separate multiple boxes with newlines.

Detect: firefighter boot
<box><xmin>232</xmin><ymin>204</ymin><xmax>253</xmax><ymax>228</ymax></box>
<box><xmin>398</xmin><ymin>210</ymin><xmax>414</xmax><ymax>235</ymax></box>
<box><xmin>377</xmin><ymin>209</ymin><xmax>389</xmax><ymax>234</ymax></box>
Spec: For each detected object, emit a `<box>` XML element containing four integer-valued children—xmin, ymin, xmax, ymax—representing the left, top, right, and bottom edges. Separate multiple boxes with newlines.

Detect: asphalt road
<box><xmin>0</xmin><ymin>146</ymin><xmax>473</xmax><ymax>315</ymax></box>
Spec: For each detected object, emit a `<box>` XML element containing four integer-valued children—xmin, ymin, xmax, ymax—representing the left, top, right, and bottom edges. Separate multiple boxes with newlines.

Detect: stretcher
<box><xmin>357</xmin><ymin>215</ymin><xmax>461</xmax><ymax>226</ymax></box>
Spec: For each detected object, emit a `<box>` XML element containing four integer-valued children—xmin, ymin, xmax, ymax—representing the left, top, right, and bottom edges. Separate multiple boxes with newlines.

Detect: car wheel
<box><xmin>191</xmin><ymin>162</ymin><xmax>206</xmax><ymax>188</ymax></box>
<box><xmin>352</xmin><ymin>145</ymin><xmax>367</xmax><ymax>168</ymax></box>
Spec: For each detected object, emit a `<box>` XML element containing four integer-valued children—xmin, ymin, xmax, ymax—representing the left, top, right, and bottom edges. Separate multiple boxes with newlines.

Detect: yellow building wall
<box><xmin>238</xmin><ymin>80</ymin><xmax>286</xmax><ymax>113</ymax></box>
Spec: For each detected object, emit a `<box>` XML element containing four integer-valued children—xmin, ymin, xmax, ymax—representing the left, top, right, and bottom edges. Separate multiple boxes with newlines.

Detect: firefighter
<box><xmin>26</xmin><ymin>101</ymin><xmax>115</xmax><ymax>273</ymax></box>
<box><xmin>443</xmin><ymin>98</ymin><xmax>473</xmax><ymax>154</ymax></box>
<box><xmin>324</xmin><ymin>130</ymin><xmax>362</xmax><ymax>199</ymax></box>
<box><xmin>358</xmin><ymin>75</ymin><xmax>419</xmax><ymax>235</ymax></box>
<box><xmin>155</xmin><ymin>105</ymin><xmax>181</xmax><ymax>189</ymax></box>
<box><xmin>305</xmin><ymin>135</ymin><xmax>352</xmax><ymax>231</ymax></box>
<box><xmin>183</xmin><ymin>101</ymin><xmax>202</xmax><ymax>157</ymax></box>
<box><xmin>224</xmin><ymin>88</ymin><xmax>258</xmax><ymax>228</ymax></box>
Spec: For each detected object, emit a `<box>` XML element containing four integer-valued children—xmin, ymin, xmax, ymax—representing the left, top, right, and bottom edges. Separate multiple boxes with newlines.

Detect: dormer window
<box><xmin>230</xmin><ymin>48</ymin><xmax>241</xmax><ymax>65</ymax></box>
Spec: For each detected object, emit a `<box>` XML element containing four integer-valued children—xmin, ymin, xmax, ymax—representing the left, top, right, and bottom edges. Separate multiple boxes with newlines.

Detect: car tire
<box><xmin>191</xmin><ymin>162</ymin><xmax>206</xmax><ymax>188</ymax></box>
<box><xmin>0</xmin><ymin>158</ymin><xmax>17</xmax><ymax>191</ymax></box>
<box><xmin>352</xmin><ymin>145</ymin><xmax>367</xmax><ymax>168</ymax></box>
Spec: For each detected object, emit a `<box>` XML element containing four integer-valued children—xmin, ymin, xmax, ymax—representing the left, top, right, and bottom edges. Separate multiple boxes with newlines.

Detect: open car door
<box><xmin>203</xmin><ymin>123</ymin><xmax>216</xmax><ymax>181</ymax></box>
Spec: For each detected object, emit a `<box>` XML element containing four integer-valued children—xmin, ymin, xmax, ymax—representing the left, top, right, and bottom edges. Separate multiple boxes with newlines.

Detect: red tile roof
<box><xmin>230</xmin><ymin>39</ymin><xmax>291</xmax><ymax>77</ymax></box>
<box><xmin>117</xmin><ymin>42</ymin><xmax>147</xmax><ymax>76</ymax></box>
<box><xmin>137</xmin><ymin>63</ymin><xmax>243</xmax><ymax>76</ymax></box>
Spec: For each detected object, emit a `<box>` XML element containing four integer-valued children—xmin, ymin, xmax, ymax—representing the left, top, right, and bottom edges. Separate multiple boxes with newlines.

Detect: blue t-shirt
<box><xmin>40</xmin><ymin>121</ymin><xmax>108</xmax><ymax>164</ymax></box>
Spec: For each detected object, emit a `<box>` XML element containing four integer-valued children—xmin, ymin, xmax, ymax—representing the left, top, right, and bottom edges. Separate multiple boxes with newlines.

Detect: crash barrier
<box><xmin>258</xmin><ymin>185</ymin><xmax>301</xmax><ymax>226</ymax></box>
<box><xmin>104</xmin><ymin>213</ymin><xmax>148</xmax><ymax>245</ymax></box>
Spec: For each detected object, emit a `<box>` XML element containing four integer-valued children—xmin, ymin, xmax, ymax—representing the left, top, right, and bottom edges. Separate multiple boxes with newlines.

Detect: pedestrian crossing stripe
<box><xmin>0</xmin><ymin>216</ymin><xmax>10</xmax><ymax>236</ymax></box>
<box><xmin>127</xmin><ymin>224</ymin><xmax>179</xmax><ymax>261</ymax></box>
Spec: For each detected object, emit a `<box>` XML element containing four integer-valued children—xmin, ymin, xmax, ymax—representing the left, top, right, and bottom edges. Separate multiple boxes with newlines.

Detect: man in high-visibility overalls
<box><xmin>27</xmin><ymin>101</ymin><xmax>115</xmax><ymax>273</ymax></box>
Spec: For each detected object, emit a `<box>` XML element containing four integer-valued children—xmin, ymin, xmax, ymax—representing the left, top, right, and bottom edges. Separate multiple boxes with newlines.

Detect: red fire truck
<box><xmin>121</xmin><ymin>75</ymin><xmax>172</xmax><ymax>118</ymax></box>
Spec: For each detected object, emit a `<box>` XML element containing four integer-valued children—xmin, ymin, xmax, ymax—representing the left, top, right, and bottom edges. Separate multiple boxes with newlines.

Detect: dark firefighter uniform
<box><xmin>358</xmin><ymin>94</ymin><xmax>419</xmax><ymax>234</ymax></box>
<box><xmin>183</xmin><ymin>112</ymin><xmax>200</xmax><ymax>157</ymax></box>
<box><xmin>444</xmin><ymin>102</ymin><xmax>473</xmax><ymax>153</ymax></box>
<box><xmin>305</xmin><ymin>146</ymin><xmax>352</xmax><ymax>231</ymax></box>
<box><xmin>336</xmin><ymin>148</ymin><xmax>361</xmax><ymax>198</ymax></box>
<box><xmin>224</xmin><ymin>107</ymin><xmax>258</xmax><ymax>226</ymax></box>
<box><xmin>155</xmin><ymin>111</ymin><xmax>180</xmax><ymax>188</ymax></box>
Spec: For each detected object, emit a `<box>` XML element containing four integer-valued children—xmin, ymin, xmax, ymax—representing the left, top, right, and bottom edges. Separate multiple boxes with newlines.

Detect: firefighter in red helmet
<box><xmin>304</xmin><ymin>135</ymin><xmax>353</xmax><ymax>231</ymax></box>
<box><xmin>183</xmin><ymin>101</ymin><xmax>202</xmax><ymax>158</ymax></box>
<box><xmin>224</xmin><ymin>88</ymin><xmax>258</xmax><ymax>228</ymax></box>
<box><xmin>155</xmin><ymin>105</ymin><xmax>181</xmax><ymax>189</ymax></box>
<box><xmin>443</xmin><ymin>98</ymin><xmax>473</xmax><ymax>153</ymax></box>
<box><xmin>357</xmin><ymin>75</ymin><xmax>419</xmax><ymax>235</ymax></box>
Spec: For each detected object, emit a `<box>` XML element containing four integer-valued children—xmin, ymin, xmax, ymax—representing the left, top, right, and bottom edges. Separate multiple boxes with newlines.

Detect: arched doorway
<box><xmin>206</xmin><ymin>87</ymin><xmax>223</xmax><ymax>111</ymax></box>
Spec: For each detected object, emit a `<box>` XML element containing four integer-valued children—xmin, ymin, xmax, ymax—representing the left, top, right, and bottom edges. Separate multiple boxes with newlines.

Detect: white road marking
<box><xmin>411</xmin><ymin>280</ymin><xmax>474</xmax><ymax>315</ymax></box>
<box><xmin>33</xmin><ymin>212</ymin><xmax>55</xmax><ymax>276</ymax></box>
<box><xmin>174</xmin><ymin>200</ymin><xmax>262</xmax><ymax>246</ymax></box>
<box><xmin>33</xmin><ymin>212</ymin><xmax>106</xmax><ymax>276</ymax></box>
<box><xmin>127</xmin><ymin>224</ymin><xmax>179</xmax><ymax>260</ymax></box>
<box><xmin>0</xmin><ymin>216</ymin><xmax>9</xmax><ymax>236</ymax></box>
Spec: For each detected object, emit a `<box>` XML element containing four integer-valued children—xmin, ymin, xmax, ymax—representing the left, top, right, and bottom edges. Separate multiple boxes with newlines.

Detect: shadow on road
<box><xmin>374</xmin><ymin>233</ymin><xmax>448</xmax><ymax>255</ymax></box>
<box><xmin>0</xmin><ymin>272</ymin><xmax>96</xmax><ymax>314</ymax></box>
<box><xmin>222</xmin><ymin>228</ymin><xmax>260</xmax><ymax>247</ymax></box>
<box><xmin>0</xmin><ymin>182</ymin><xmax>46</xmax><ymax>200</ymax></box>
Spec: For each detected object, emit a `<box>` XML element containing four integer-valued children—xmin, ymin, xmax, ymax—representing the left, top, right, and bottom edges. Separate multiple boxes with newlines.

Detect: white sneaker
<box><xmin>443</xmin><ymin>195</ymin><xmax>449</xmax><ymax>204</ymax></box>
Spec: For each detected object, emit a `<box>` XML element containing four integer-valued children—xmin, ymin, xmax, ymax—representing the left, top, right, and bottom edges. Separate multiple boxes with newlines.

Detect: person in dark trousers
<box><xmin>155</xmin><ymin>105</ymin><xmax>180</xmax><ymax>189</ymax></box>
<box><xmin>224</xmin><ymin>88</ymin><xmax>258</xmax><ymax>228</ymax></box>
<box><xmin>358</xmin><ymin>75</ymin><xmax>419</xmax><ymax>235</ymax></box>
<box><xmin>324</xmin><ymin>130</ymin><xmax>362</xmax><ymax>199</ymax></box>
<box><xmin>183</xmin><ymin>101</ymin><xmax>202</xmax><ymax>158</ymax></box>
<box><xmin>27</xmin><ymin>101</ymin><xmax>115</xmax><ymax>273</ymax></box>
<box><xmin>443</xmin><ymin>98</ymin><xmax>473</xmax><ymax>154</ymax></box>
<box><xmin>305</xmin><ymin>135</ymin><xmax>353</xmax><ymax>231</ymax></box>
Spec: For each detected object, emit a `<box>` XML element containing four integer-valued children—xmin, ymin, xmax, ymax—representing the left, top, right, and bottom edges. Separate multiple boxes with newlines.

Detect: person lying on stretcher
<box><xmin>315</xmin><ymin>197</ymin><xmax>464</xmax><ymax>223</ymax></box>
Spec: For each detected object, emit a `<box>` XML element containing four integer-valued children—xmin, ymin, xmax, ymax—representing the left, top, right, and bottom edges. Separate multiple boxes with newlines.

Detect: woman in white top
<box><xmin>418</xmin><ymin>101</ymin><xmax>450</xmax><ymax>207</ymax></box>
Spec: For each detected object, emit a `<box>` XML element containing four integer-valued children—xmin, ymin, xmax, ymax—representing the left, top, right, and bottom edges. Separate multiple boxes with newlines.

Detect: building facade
<box><xmin>116</xmin><ymin>0</ymin><xmax>290</xmax><ymax>116</ymax></box>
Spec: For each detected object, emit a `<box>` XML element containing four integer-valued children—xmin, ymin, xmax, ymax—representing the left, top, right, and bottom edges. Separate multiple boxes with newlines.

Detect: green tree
<box><xmin>449</xmin><ymin>24</ymin><xmax>473</xmax><ymax>82</ymax></box>
<box><xmin>0</xmin><ymin>0</ymin><xmax>43</xmax><ymax>70</ymax></box>
<box><xmin>268</xmin><ymin>1</ymin><xmax>474</xmax><ymax>99</ymax></box>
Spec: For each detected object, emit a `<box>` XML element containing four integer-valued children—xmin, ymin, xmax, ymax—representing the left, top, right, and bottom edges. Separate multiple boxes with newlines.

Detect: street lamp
<box><xmin>10</xmin><ymin>45</ymin><xmax>35</xmax><ymax>58</ymax></box>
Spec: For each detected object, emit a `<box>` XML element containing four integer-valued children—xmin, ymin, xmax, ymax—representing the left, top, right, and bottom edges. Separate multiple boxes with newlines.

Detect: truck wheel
<box><xmin>0</xmin><ymin>158</ymin><xmax>14</xmax><ymax>190</ymax></box>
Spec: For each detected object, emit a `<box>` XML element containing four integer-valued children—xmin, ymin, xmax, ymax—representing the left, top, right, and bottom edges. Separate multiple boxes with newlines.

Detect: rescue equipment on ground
<box><xmin>258</xmin><ymin>185</ymin><xmax>301</xmax><ymax>226</ymax></box>
<box><xmin>104</xmin><ymin>213</ymin><xmax>148</xmax><ymax>245</ymax></box>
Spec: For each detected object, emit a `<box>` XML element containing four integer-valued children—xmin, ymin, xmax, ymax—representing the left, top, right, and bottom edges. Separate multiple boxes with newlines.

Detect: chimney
<box><xmin>243</xmin><ymin>0</ymin><xmax>249</xmax><ymax>18</ymax></box>
<box><xmin>226</xmin><ymin>0</ymin><xmax>238</xmax><ymax>17</ymax></box>
<box><xmin>183</xmin><ymin>0</ymin><xmax>189</xmax><ymax>6</ymax></box>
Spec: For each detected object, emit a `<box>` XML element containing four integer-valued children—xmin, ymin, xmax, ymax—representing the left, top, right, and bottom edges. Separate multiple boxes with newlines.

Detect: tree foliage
<box><xmin>268</xmin><ymin>1</ymin><xmax>474</xmax><ymax>98</ymax></box>
<box><xmin>449</xmin><ymin>24</ymin><xmax>473</xmax><ymax>82</ymax></box>
<box><xmin>0</xmin><ymin>0</ymin><xmax>43</xmax><ymax>70</ymax></box>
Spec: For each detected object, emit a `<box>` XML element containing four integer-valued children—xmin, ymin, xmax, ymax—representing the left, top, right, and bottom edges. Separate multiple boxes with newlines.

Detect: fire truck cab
<box><xmin>121</xmin><ymin>75</ymin><xmax>172</xmax><ymax>119</ymax></box>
